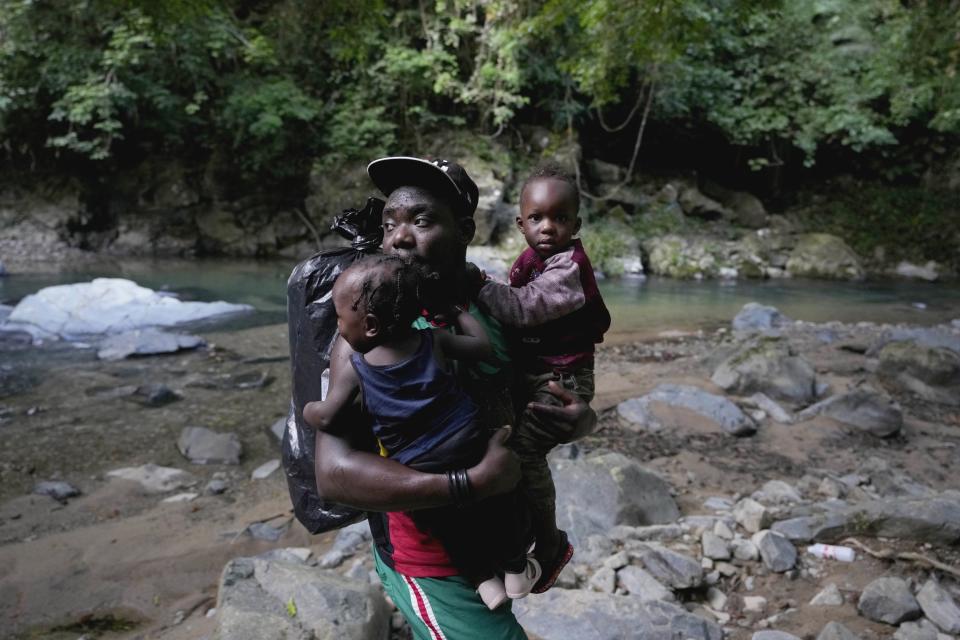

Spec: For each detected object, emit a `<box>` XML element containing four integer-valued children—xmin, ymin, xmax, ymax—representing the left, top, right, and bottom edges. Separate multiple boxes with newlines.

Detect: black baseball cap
<box><xmin>367</xmin><ymin>156</ymin><xmax>480</xmax><ymax>218</ymax></box>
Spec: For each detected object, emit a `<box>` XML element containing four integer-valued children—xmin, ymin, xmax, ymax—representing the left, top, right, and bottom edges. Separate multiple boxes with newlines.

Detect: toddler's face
<box><xmin>517</xmin><ymin>178</ymin><xmax>581</xmax><ymax>258</ymax></box>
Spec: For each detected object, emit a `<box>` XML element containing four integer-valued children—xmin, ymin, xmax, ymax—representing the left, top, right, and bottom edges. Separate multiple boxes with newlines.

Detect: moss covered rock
<box><xmin>786</xmin><ymin>233</ymin><xmax>864</xmax><ymax>280</ymax></box>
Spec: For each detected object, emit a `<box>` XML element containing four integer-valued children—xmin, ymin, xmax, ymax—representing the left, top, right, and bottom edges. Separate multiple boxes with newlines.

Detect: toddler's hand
<box><xmin>464</xmin><ymin>262</ymin><xmax>486</xmax><ymax>298</ymax></box>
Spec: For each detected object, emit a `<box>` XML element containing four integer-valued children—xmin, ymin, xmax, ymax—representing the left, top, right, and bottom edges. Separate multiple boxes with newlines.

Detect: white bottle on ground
<box><xmin>806</xmin><ymin>543</ymin><xmax>856</xmax><ymax>562</ymax></box>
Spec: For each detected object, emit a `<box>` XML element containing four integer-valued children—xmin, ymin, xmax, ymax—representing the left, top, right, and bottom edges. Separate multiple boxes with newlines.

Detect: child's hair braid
<box><xmin>348</xmin><ymin>254</ymin><xmax>434</xmax><ymax>338</ymax></box>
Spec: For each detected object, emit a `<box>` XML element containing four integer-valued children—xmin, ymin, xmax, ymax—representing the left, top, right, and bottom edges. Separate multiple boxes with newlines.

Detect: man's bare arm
<box><xmin>313</xmin><ymin>336</ymin><xmax>520</xmax><ymax>511</ymax></box>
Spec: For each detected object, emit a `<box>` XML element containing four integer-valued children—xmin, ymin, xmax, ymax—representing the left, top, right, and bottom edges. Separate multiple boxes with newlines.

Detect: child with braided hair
<box><xmin>303</xmin><ymin>254</ymin><xmax>539</xmax><ymax>610</ymax></box>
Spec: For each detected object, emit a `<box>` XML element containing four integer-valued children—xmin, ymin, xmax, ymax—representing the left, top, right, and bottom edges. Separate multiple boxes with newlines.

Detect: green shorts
<box><xmin>373</xmin><ymin>546</ymin><xmax>526</xmax><ymax>640</ymax></box>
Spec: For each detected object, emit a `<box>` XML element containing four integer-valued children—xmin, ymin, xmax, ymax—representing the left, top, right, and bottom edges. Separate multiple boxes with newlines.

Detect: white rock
<box><xmin>616</xmin><ymin>566</ymin><xmax>674</xmax><ymax>602</ymax></box>
<box><xmin>752</xmin><ymin>480</ymin><xmax>803</xmax><ymax>505</ymax></box>
<box><xmin>161</xmin><ymin>492</ymin><xmax>198</xmax><ymax>503</ymax></box>
<box><xmin>589</xmin><ymin>566</ymin><xmax>617</xmax><ymax>593</ymax></box>
<box><xmin>251</xmin><ymin>459</ymin><xmax>281</xmax><ymax>480</ymax></box>
<box><xmin>810</xmin><ymin>583</ymin><xmax>844</xmax><ymax>606</ymax></box>
<box><xmin>701</xmin><ymin>531</ymin><xmax>731</xmax><ymax>560</ymax></box>
<box><xmin>734</xmin><ymin>498</ymin><xmax>769</xmax><ymax>533</ymax></box>
<box><xmin>732</xmin><ymin>538</ymin><xmax>760</xmax><ymax>561</ymax></box>
<box><xmin>106</xmin><ymin>463</ymin><xmax>195</xmax><ymax>493</ymax></box>
<box><xmin>714</xmin><ymin>520</ymin><xmax>735</xmax><ymax>540</ymax></box>
<box><xmin>744</xmin><ymin>596</ymin><xmax>768</xmax><ymax>613</ymax></box>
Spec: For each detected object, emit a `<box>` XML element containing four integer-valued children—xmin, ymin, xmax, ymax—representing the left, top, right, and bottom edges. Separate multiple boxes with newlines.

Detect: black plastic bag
<box><xmin>282</xmin><ymin>198</ymin><xmax>383</xmax><ymax>533</ymax></box>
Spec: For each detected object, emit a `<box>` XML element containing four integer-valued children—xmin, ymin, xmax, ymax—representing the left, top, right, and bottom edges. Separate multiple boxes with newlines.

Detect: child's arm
<box><xmin>433</xmin><ymin>307</ymin><xmax>493</xmax><ymax>362</ymax></box>
<box><xmin>302</xmin><ymin>352</ymin><xmax>361</xmax><ymax>432</ymax></box>
<box><xmin>477</xmin><ymin>254</ymin><xmax>586</xmax><ymax>327</ymax></box>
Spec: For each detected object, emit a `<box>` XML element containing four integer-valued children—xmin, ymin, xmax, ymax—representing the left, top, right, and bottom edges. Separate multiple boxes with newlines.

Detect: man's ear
<box><xmin>457</xmin><ymin>216</ymin><xmax>476</xmax><ymax>246</ymax></box>
<box><xmin>363</xmin><ymin>313</ymin><xmax>380</xmax><ymax>338</ymax></box>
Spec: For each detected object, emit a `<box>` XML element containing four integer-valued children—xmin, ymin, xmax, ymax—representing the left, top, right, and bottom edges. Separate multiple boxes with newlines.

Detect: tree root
<box><xmin>840</xmin><ymin>537</ymin><xmax>960</xmax><ymax>579</ymax></box>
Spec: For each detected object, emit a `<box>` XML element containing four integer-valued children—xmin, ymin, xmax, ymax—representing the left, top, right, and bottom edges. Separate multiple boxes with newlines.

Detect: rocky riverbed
<box><xmin>1</xmin><ymin>305</ymin><xmax>959</xmax><ymax>640</ymax></box>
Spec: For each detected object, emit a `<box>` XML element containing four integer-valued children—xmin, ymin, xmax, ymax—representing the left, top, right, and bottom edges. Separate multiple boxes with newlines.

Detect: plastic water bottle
<box><xmin>806</xmin><ymin>543</ymin><xmax>856</xmax><ymax>562</ymax></box>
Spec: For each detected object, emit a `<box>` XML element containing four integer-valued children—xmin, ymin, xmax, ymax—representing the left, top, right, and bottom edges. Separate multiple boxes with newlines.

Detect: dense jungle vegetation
<box><xmin>1</xmin><ymin>0</ymin><xmax>958</xmax><ymax>258</ymax></box>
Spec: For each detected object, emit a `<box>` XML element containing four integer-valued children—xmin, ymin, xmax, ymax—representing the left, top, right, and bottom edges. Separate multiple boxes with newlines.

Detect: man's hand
<box><xmin>528</xmin><ymin>380</ymin><xmax>597</xmax><ymax>442</ymax></box>
<box><xmin>468</xmin><ymin>426</ymin><xmax>521</xmax><ymax>500</ymax></box>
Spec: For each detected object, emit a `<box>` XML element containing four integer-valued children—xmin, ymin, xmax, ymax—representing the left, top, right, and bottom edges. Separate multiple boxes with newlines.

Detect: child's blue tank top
<box><xmin>350</xmin><ymin>330</ymin><xmax>479</xmax><ymax>465</ymax></box>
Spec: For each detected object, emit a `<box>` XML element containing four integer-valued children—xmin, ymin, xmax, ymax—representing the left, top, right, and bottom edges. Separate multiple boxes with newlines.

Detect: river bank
<box><xmin>1</xmin><ymin>305</ymin><xmax>959</xmax><ymax>639</ymax></box>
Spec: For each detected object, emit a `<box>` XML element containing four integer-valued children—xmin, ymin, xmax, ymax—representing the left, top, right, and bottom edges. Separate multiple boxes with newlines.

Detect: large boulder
<box><xmin>795</xmin><ymin>388</ymin><xmax>903</xmax><ymax>437</ymax></box>
<box><xmin>916</xmin><ymin>579</ymin><xmax>960</xmax><ymax>634</ymax></box>
<box><xmin>786</xmin><ymin>233</ymin><xmax>864</xmax><ymax>280</ymax></box>
<box><xmin>213</xmin><ymin>554</ymin><xmax>389</xmax><ymax>640</ymax></box>
<box><xmin>771</xmin><ymin>491</ymin><xmax>960</xmax><ymax>545</ymax></box>
<box><xmin>6</xmin><ymin>278</ymin><xmax>251</xmax><ymax>339</ymax></box>
<box><xmin>641</xmin><ymin>234</ymin><xmax>737</xmax><ymax>279</ymax></box>
<box><xmin>711</xmin><ymin>338</ymin><xmax>817</xmax><ymax>405</ymax></box>
<box><xmin>629</xmin><ymin>543</ymin><xmax>703</xmax><ymax>589</ymax></box>
<box><xmin>513</xmin><ymin>589</ymin><xmax>722</xmax><ymax>640</ymax></box>
<box><xmin>858</xmin><ymin>576</ymin><xmax>921</xmax><ymax>625</ymax></box>
<box><xmin>551</xmin><ymin>452</ymin><xmax>680</xmax><ymax>547</ymax></box>
<box><xmin>678</xmin><ymin>185</ymin><xmax>729</xmax><ymax>221</ymax></box>
<box><xmin>617</xmin><ymin>384</ymin><xmax>756</xmax><ymax>436</ymax></box>
<box><xmin>877</xmin><ymin>340</ymin><xmax>960</xmax><ymax>406</ymax></box>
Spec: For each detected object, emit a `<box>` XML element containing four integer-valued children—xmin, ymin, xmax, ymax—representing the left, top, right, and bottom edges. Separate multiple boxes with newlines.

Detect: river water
<box><xmin>2</xmin><ymin>258</ymin><xmax>959</xmax><ymax>339</ymax></box>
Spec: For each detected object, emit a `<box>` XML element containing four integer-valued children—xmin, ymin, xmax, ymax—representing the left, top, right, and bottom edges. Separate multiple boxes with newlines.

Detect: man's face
<box><xmin>381</xmin><ymin>186</ymin><xmax>473</xmax><ymax>274</ymax></box>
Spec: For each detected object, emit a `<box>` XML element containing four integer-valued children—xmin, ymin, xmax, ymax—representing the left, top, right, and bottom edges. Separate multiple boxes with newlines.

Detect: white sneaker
<box><xmin>477</xmin><ymin>577</ymin><xmax>508</xmax><ymax>610</ymax></box>
<box><xmin>504</xmin><ymin>556</ymin><xmax>542</xmax><ymax>599</ymax></box>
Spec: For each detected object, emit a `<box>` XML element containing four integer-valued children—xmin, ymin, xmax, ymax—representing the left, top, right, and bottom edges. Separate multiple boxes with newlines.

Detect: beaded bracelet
<box><xmin>446</xmin><ymin>468</ymin><xmax>473</xmax><ymax>507</ymax></box>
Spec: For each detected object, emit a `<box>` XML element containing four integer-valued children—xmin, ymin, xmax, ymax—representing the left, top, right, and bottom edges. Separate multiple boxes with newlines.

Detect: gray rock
<box><xmin>213</xmin><ymin>554</ymin><xmax>389</xmax><ymax>640</ymax></box>
<box><xmin>868</xmin><ymin>326</ymin><xmax>960</xmax><ymax>357</ymax></box>
<box><xmin>752</xmin><ymin>480</ymin><xmax>803</xmax><ymax>505</ymax></box>
<box><xmin>588</xmin><ymin>566</ymin><xmax>616</xmax><ymax>593</ymax></box>
<box><xmin>132</xmin><ymin>383</ymin><xmax>181</xmax><ymax>407</ymax></box>
<box><xmin>894</xmin><ymin>619</ymin><xmax>941</xmax><ymax>640</ymax></box>
<box><xmin>744</xmin><ymin>393</ymin><xmax>795</xmax><ymax>424</ymax></box>
<box><xmin>861</xmin><ymin>457</ymin><xmax>935</xmax><ymax>499</ymax></box>
<box><xmin>247</xmin><ymin>522</ymin><xmax>285</xmax><ymax>542</ymax></box>
<box><xmin>578</xmin><ymin>534</ymin><xmax>616</xmax><ymax>565</ymax></box>
<box><xmin>106</xmin><ymin>464</ymin><xmax>195</xmax><ymax>493</ymax></box>
<box><xmin>618</xmin><ymin>384</ymin><xmax>757</xmax><ymax>436</ymax></box>
<box><xmin>319</xmin><ymin>549</ymin><xmax>349</xmax><ymax>569</ymax></box>
<box><xmin>817</xmin><ymin>622</ymin><xmax>861</xmax><ymax>640</ymax></box>
<box><xmin>552</xmin><ymin>452</ymin><xmax>680</xmax><ymax>547</ymax></box>
<box><xmin>858</xmin><ymin>576</ymin><xmax>922</xmax><ymax>625</ymax></box>
<box><xmin>733</xmin><ymin>303</ymin><xmax>791</xmax><ymax>333</ymax></box>
<box><xmin>608</xmin><ymin>524</ymin><xmax>685</xmax><ymax>543</ymax></box>
<box><xmin>701</xmin><ymin>531</ymin><xmax>731</xmax><ymax>560</ymax></box>
<box><xmin>630</xmin><ymin>543</ymin><xmax>703</xmax><ymax>589</ymax></box>
<box><xmin>8</xmin><ymin>278</ymin><xmax>251</xmax><ymax>340</ymax></box>
<box><xmin>269</xmin><ymin>416</ymin><xmax>287</xmax><ymax>442</ymax></box>
<box><xmin>333</xmin><ymin>522</ymin><xmax>372</xmax><ymax>553</ymax></box>
<box><xmin>205</xmin><ymin>478</ymin><xmax>229</xmax><ymax>495</ymax></box>
<box><xmin>917</xmin><ymin>579</ymin><xmax>960</xmax><ymax>634</ymax></box>
<box><xmin>712</xmin><ymin>338</ymin><xmax>817</xmax><ymax>405</ymax></box>
<box><xmin>877</xmin><ymin>340</ymin><xmax>960</xmax><ymax>406</ymax></box>
<box><xmin>810</xmin><ymin>583</ymin><xmax>844</xmax><ymax>606</ymax></box>
<box><xmin>796</xmin><ymin>389</ymin><xmax>903</xmax><ymax>437</ymax></box>
<box><xmin>702</xmin><ymin>183</ymin><xmax>769</xmax><ymax>228</ymax></box>
<box><xmin>97</xmin><ymin>328</ymin><xmax>205</xmax><ymax>360</ymax></box>
<box><xmin>786</xmin><ymin>233</ymin><xmax>865</xmax><ymax>280</ymax></box>
<box><xmin>679</xmin><ymin>185</ymin><xmax>729</xmax><ymax>221</ymax></box>
<box><xmin>513</xmin><ymin>589</ymin><xmax>721</xmax><ymax>640</ymax></box>
<box><xmin>732</xmin><ymin>539</ymin><xmax>760</xmax><ymax>561</ymax></box>
<box><xmin>734</xmin><ymin>498</ymin><xmax>770</xmax><ymax>533</ymax></box>
<box><xmin>753</xmin><ymin>632</ymin><xmax>800</xmax><ymax>640</ymax></box>
<box><xmin>177</xmin><ymin>426</ymin><xmax>242</xmax><ymax>465</ymax></box>
<box><xmin>617</xmin><ymin>566</ymin><xmax>675</xmax><ymax>602</ymax></box>
<box><xmin>33</xmin><ymin>480</ymin><xmax>81</xmax><ymax>501</ymax></box>
<box><xmin>752</xmin><ymin>530</ymin><xmax>796</xmax><ymax>572</ymax></box>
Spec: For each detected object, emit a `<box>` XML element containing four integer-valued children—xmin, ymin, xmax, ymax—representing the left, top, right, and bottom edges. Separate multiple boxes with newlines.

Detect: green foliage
<box><xmin>0</xmin><ymin>0</ymin><xmax>958</xmax><ymax>188</ymax></box>
<box><xmin>813</xmin><ymin>185</ymin><xmax>960</xmax><ymax>268</ymax></box>
<box><xmin>579</xmin><ymin>222</ymin><xmax>630</xmax><ymax>277</ymax></box>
